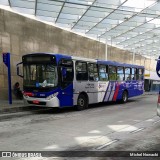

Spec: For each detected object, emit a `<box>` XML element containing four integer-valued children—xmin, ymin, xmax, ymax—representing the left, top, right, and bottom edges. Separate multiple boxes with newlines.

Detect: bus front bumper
<box><xmin>23</xmin><ymin>96</ymin><xmax>60</xmax><ymax>108</ymax></box>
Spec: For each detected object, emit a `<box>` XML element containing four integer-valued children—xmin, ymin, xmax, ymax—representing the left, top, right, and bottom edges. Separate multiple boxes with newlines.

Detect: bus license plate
<box><xmin>33</xmin><ymin>100</ymin><xmax>39</xmax><ymax>104</ymax></box>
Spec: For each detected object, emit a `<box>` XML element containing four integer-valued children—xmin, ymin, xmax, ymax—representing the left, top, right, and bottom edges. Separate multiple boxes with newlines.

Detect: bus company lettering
<box><xmin>98</xmin><ymin>83</ymin><xmax>106</xmax><ymax>89</ymax></box>
<box><xmin>85</xmin><ymin>83</ymin><xmax>94</xmax><ymax>89</ymax></box>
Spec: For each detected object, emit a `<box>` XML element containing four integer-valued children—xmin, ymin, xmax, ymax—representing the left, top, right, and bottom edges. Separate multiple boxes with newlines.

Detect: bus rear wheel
<box><xmin>121</xmin><ymin>91</ymin><xmax>128</xmax><ymax>103</ymax></box>
<box><xmin>76</xmin><ymin>94</ymin><xmax>88</xmax><ymax>111</ymax></box>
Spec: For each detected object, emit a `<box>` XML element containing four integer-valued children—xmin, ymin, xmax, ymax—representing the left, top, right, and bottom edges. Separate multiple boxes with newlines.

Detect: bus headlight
<box><xmin>46</xmin><ymin>92</ymin><xmax>58</xmax><ymax>100</ymax></box>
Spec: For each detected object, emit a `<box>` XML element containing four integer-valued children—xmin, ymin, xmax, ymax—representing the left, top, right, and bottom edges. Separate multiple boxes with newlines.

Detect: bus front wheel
<box><xmin>76</xmin><ymin>94</ymin><xmax>88</xmax><ymax>111</ymax></box>
<box><xmin>121</xmin><ymin>91</ymin><xmax>128</xmax><ymax>103</ymax></box>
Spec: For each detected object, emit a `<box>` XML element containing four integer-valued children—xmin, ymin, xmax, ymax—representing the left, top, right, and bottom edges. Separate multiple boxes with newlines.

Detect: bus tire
<box><xmin>121</xmin><ymin>91</ymin><xmax>128</xmax><ymax>103</ymax></box>
<box><xmin>76</xmin><ymin>94</ymin><xmax>88</xmax><ymax>111</ymax></box>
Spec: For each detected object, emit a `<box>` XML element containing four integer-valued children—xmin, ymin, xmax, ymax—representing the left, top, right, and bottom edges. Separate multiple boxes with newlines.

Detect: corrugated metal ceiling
<box><xmin>1</xmin><ymin>0</ymin><xmax>160</xmax><ymax>58</ymax></box>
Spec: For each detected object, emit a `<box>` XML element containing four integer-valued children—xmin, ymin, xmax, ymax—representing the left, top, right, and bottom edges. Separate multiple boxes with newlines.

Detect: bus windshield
<box><xmin>24</xmin><ymin>64</ymin><xmax>58</xmax><ymax>88</ymax></box>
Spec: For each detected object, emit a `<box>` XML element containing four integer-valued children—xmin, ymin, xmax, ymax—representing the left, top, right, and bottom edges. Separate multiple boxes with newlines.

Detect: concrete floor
<box><xmin>0</xmin><ymin>95</ymin><xmax>159</xmax><ymax>160</ymax></box>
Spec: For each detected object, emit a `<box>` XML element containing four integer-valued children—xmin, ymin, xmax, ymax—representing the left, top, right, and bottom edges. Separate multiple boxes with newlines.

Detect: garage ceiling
<box><xmin>1</xmin><ymin>0</ymin><xmax>160</xmax><ymax>58</ymax></box>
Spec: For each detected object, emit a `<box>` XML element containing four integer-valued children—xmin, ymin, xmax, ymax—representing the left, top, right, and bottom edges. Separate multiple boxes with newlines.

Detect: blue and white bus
<box><xmin>17</xmin><ymin>53</ymin><xmax>144</xmax><ymax>110</ymax></box>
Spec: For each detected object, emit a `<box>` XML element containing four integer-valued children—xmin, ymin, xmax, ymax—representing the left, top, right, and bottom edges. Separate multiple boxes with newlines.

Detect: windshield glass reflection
<box><xmin>24</xmin><ymin>64</ymin><xmax>58</xmax><ymax>88</ymax></box>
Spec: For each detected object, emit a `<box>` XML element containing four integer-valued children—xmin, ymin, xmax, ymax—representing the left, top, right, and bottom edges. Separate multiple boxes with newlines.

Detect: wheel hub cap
<box><xmin>79</xmin><ymin>99</ymin><xmax>84</xmax><ymax>106</ymax></box>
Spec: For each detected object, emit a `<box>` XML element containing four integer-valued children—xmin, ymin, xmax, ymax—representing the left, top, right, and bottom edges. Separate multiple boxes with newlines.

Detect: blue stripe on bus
<box><xmin>108</xmin><ymin>82</ymin><xmax>114</xmax><ymax>101</ymax></box>
<box><xmin>103</xmin><ymin>82</ymin><xmax>110</xmax><ymax>102</ymax></box>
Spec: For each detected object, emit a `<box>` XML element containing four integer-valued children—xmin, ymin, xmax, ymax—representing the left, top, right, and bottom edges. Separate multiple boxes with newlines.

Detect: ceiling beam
<box><xmin>122</xmin><ymin>32</ymin><xmax>160</xmax><ymax>48</ymax></box>
<box><xmin>117</xmin><ymin>15</ymin><xmax>160</xmax><ymax>46</ymax></box>
<box><xmin>108</xmin><ymin>2</ymin><xmax>159</xmax><ymax>41</ymax></box>
<box><xmin>55</xmin><ymin>0</ymin><xmax>66</xmax><ymax>23</ymax></box>
<box><xmin>35</xmin><ymin>0</ymin><xmax>38</xmax><ymax>16</ymax></box>
<box><xmin>99</xmin><ymin>1</ymin><xmax>158</xmax><ymax>39</ymax></box>
<box><xmin>51</xmin><ymin>0</ymin><xmax>159</xmax><ymax>17</ymax></box>
<box><xmin>85</xmin><ymin>0</ymin><xmax>128</xmax><ymax>34</ymax></box>
<box><xmin>8</xmin><ymin>0</ymin><xmax>11</xmax><ymax>7</ymax></box>
<box><xmin>71</xmin><ymin>0</ymin><xmax>97</xmax><ymax>30</ymax></box>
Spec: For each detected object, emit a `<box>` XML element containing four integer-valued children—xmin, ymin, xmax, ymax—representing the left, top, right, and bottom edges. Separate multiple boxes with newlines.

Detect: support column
<box><xmin>132</xmin><ymin>51</ymin><xmax>135</xmax><ymax>64</ymax></box>
<box><xmin>105</xmin><ymin>38</ymin><xmax>108</xmax><ymax>60</ymax></box>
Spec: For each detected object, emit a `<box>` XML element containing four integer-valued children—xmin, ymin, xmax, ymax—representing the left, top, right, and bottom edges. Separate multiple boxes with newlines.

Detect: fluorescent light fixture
<box><xmin>122</xmin><ymin>0</ymin><xmax>157</xmax><ymax>10</ymax></box>
<box><xmin>149</xmin><ymin>18</ymin><xmax>160</xmax><ymax>25</ymax></box>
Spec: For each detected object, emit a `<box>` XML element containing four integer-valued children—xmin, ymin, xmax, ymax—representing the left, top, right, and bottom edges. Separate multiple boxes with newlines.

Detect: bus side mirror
<box><xmin>16</xmin><ymin>62</ymin><xmax>23</xmax><ymax>78</ymax></box>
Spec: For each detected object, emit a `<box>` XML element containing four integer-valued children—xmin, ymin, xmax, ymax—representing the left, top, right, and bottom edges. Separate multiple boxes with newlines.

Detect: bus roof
<box><xmin>23</xmin><ymin>53</ymin><xmax>144</xmax><ymax>68</ymax></box>
<box><xmin>72</xmin><ymin>56</ymin><xmax>97</xmax><ymax>62</ymax></box>
<box><xmin>23</xmin><ymin>53</ymin><xmax>72</xmax><ymax>63</ymax></box>
<box><xmin>23</xmin><ymin>53</ymin><xmax>71</xmax><ymax>59</ymax></box>
<box><xmin>97</xmin><ymin>60</ymin><xmax>144</xmax><ymax>69</ymax></box>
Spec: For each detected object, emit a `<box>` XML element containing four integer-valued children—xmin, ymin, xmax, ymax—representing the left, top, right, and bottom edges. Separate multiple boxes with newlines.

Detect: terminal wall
<box><xmin>0</xmin><ymin>8</ymin><xmax>156</xmax><ymax>100</ymax></box>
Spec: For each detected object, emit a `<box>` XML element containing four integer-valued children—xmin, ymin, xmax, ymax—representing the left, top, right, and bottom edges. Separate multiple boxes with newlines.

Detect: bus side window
<box><xmin>109</xmin><ymin>66</ymin><xmax>117</xmax><ymax>81</ymax></box>
<box><xmin>135</xmin><ymin>68</ymin><xmax>138</xmax><ymax>80</ymax></box>
<box><xmin>142</xmin><ymin>69</ymin><xmax>144</xmax><ymax>80</ymax></box>
<box><xmin>131</xmin><ymin>68</ymin><xmax>135</xmax><ymax>80</ymax></box>
<box><xmin>59</xmin><ymin>59</ymin><xmax>74</xmax><ymax>87</ymax></box>
<box><xmin>62</xmin><ymin>67</ymin><xmax>73</xmax><ymax>82</ymax></box>
<box><xmin>138</xmin><ymin>68</ymin><xmax>144</xmax><ymax>80</ymax></box>
<box><xmin>117</xmin><ymin>67</ymin><xmax>124</xmax><ymax>81</ymax></box>
<box><xmin>76</xmin><ymin>61</ymin><xmax>88</xmax><ymax>81</ymax></box>
<box><xmin>88</xmin><ymin>63</ymin><xmax>99</xmax><ymax>81</ymax></box>
<box><xmin>125</xmin><ymin>68</ymin><xmax>131</xmax><ymax>80</ymax></box>
<box><xmin>98</xmin><ymin>65</ymin><xmax>108</xmax><ymax>81</ymax></box>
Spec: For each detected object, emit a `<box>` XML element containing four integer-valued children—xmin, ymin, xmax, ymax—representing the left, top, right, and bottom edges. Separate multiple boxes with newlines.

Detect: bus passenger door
<box><xmin>59</xmin><ymin>59</ymin><xmax>74</xmax><ymax>107</ymax></box>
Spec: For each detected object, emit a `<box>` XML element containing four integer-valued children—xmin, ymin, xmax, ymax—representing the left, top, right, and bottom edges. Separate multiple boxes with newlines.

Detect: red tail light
<box><xmin>23</xmin><ymin>92</ymin><xmax>34</xmax><ymax>97</ymax></box>
<box><xmin>158</xmin><ymin>94</ymin><xmax>160</xmax><ymax>103</ymax></box>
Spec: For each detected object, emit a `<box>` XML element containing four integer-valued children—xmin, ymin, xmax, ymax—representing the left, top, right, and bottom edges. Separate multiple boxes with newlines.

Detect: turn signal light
<box><xmin>23</xmin><ymin>92</ymin><xmax>34</xmax><ymax>97</ymax></box>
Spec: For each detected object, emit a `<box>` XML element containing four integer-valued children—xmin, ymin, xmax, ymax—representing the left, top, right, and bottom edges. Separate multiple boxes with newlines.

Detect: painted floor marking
<box><xmin>153</xmin><ymin>119</ymin><xmax>160</xmax><ymax>124</ymax></box>
<box><xmin>130</xmin><ymin>128</ymin><xmax>145</xmax><ymax>134</ymax></box>
<box><xmin>96</xmin><ymin>139</ymin><xmax>119</xmax><ymax>150</ymax></box>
